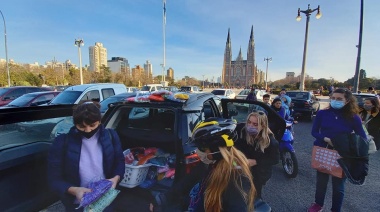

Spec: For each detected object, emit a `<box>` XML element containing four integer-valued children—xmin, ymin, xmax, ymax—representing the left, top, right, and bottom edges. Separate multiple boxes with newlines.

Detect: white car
<box><xmin>211</xmin><ymin>89</ymin><xmax>236</xmax><ymax>99</ymax></box>
<box><xmin>235</xmin><ymin>89</ymin><xmax>267</xmax><ymax>102</ymax></box>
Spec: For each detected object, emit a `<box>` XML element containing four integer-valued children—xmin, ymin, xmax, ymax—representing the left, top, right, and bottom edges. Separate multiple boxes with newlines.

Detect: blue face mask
<box><xmin>246</xmin><ymin>126</ymin><xmax>259</xmax><ymax>135</ymax></box>
<box><xmin>330</xmin><ymin>100</ymin><xmax>345</xmax><ymax>109</ymax></box>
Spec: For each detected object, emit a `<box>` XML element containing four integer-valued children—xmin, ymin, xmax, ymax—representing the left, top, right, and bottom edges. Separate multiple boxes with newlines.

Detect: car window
<box><xmin>101</xmin><ymin>88</ymin><xmax>115</xmax><ymax>100</ymax></box>
<box><xmin>50</xmin><ymin>91</ymin><xmax>82</xmax><ymax>104</ymax></box>
<box><xmin>5</xmin><ymin>88</ymin><xmax>26</xmax><ymax>100</ymax></box>
<box><xmin>80</xmin><ymin>90</ymin><xmax>100</xmax><ymax>102</ymax></box>
<box><xmin>239</xmin><ymin>89</ymin><xmax>250</xmax><ymax>95</ymax></box>
<box><xmin>6</xmin><ymin>94</ymin><xmax>35</xmax><ymax>107</ymax></box>
<box><xmin>211</xmin><ymin>90</ymin><xmax>226</xmax><ymax>95</ymax></box>
<box><xmin>141</xmin><ymin>86</ymin><xmax>151</xmax><ymax>91</ymax></box>
<box><xmin>32</xmin><ymin>94</ymin><xmax>55</xmax><ymax>106</ymax></box>
<box><xmin>226</xmin><ymin>102</ymin><xmax>267</xmax><ymax>123</ymax></box>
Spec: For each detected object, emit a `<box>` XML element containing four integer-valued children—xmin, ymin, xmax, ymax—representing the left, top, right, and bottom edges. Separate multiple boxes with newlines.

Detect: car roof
<box><xmin>23</xmin><ymin>91</ymin><xmax>60</xmax><ymax>96</ymax></box>
<box><xmin>64</xmin><ymin>83</ymin><xmax>125</xmax><ymax>91</ymax></box>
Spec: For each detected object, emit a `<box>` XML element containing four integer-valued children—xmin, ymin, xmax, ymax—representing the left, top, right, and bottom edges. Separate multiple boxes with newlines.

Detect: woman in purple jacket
<box><xmin>308</xmin><ymin>88</ymin><xmax>366</xmax><ymax>212</ymax></box>
<box><xmin>48</xmin><ymin>101</ymin><xmax>125</xmax><ymax>212</ymax></box>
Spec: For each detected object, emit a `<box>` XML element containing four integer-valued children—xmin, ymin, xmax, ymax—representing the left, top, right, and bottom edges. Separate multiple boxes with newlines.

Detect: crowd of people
<box><xmin>47</xmin><ymin>86</ymin><xmax>379</xmax><ymax>212</ymax></box>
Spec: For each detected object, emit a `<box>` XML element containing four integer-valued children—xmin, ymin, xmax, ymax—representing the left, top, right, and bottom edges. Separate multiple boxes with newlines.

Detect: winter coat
<box><xmin>246</xmin><ymin>91</ymin><xmax>257</xmax><ymax>101</ymax></box>
<box><xmin>360</xmin><ymin>110</ymin><xmax>380</xmax><ymax>150</ymax></box>
<box><xmin>47</xmin><ymin>125</ymin><xmax>125</xmax><ymax>210</ymax></box>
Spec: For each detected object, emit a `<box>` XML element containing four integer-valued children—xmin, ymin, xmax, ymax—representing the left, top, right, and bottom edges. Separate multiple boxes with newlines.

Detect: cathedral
<box><xmin>222</xmin><ymin>26</ymin><xmax>258</xmax><ymax>87</ymax></box>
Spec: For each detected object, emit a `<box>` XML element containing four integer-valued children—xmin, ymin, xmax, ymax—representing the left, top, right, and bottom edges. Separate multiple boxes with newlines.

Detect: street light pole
<box><xmin>0</xmin><ymin>10</ymin><xmax>10</xmax><ymax>87</ymax></box>
<box><xmin>202</xmin><ymin>75</ymin><xmax>205</xmax><ymax>88</ymax></box>
<box><xmin>264</xmin><ymin>57</ymin><xmax>272</xmax><ymax>91</ymax></box>
<box><xmin>296</xmin><ymin>4</ymin><xmax>322</xmax><ymax>91</ymax></box>
<box><xmin>353</xmin><ymin>0</ymin><xmax>364</xmax><ymax>93</ymax></box>
<box><xmin>74</xmin><ymin>39</ymin><xmax>84</xmax><ymax>85</ymax></box>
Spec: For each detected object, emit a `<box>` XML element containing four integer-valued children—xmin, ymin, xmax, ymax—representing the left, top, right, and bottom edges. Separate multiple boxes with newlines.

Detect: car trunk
<box><xmin>109</xmin><ymin>106</ymin><xmax>184</xmax><ymax>211</ymax></box>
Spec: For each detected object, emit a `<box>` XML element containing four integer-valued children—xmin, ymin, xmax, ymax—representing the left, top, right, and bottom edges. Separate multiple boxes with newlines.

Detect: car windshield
<box><xmin>100</xmin><ymin>96</ymin><xmax>126</xmax><ymax>113</ymax></box>
<box><xmin>238</xmin><ymin>90</ymin><xmax>250</xmax><ymax>95</ymax></box>
<box><xmin>0</xmin><ymin>88</ymin><xmax>11</xmax><ymax>96</ymax></box>
<box><xmin>6</xmin><ymin>94</ymin><xmax>35</xmax><ymax>107</ymax></box>
<box><xmin>181</xmin><ymin>87</ymin><xmax>191</xmax><ymax>91</ymax></box>
<box><xmin>211</xmin><ymin>90</ymin><xmax>226</xmax><ymax>95</ymax></box>
<box><xmin>140</xmin><ymin>86</ymin><xmax>151</xmax><ymax>91</ymax></box>
<box><xmin>49</xmin><ymin>91</ymin><xmax>82</xmax><ymax>104</ymax></box>
<box><xmin>287</xmin><ymin>92</ymin><xmax>309</xmax><ymax>100</ymax></box>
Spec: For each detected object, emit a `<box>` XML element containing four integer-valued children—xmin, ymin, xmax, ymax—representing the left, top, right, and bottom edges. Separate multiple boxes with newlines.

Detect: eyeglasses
<box><xmin>251</xmin><ymin>109</ymin><xmax>266</xmax><ymax>116</ymax></box>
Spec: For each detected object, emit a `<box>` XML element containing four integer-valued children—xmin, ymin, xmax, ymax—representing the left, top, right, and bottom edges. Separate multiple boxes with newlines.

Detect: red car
<box><xmin>2</xmin><ymin>91</ymin><xmax>60</xmax><ymax>108</ymax></box>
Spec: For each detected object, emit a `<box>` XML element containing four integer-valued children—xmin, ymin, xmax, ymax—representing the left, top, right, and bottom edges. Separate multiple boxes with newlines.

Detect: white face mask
<box><xmin>196</xmin><ymin>148</ymin><xmax>218</xmax><ymax>165</ymax></box>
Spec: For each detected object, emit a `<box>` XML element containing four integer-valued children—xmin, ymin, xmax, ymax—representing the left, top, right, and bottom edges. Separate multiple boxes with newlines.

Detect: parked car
<box><xmin>49</xmin><ymin>83</ymin><xmax>127</xmax><ymax>105</ymax></box>
<box><xmin>211</xmin><ymin>89</ymin><xmax>236</xmax><ymax>99</ymax></box>
<box><xmin>235</xmin><ymin>89</ymin><xmax>267</xmax><ymax>101</ymax></box>
<box><xmin>352</xmin><ymin>93</ymin><xmax>377</xmax><ymax>109</ymax></box>
<box><xmin>180</xmin><ymin>86</ymin><xmax>201</xmax><ymax>93</ymax></box>
<box><xmin>126</xmin><ymin>87</ymin><xmax>139</xmax><ymax>93</ymax></box>
<box><xmin>0</xmin><ymin>94</ymin><xmax>285</xmax><ymax>211</ymax></box>
<box><xmin>162</xmin><ymin>86</ymin><xmax>179</xmax><ymax>93</ymax></box>
<box><xmin>0</xmin><ymin>86</ymin><xmax>52</xmax><ymax>106</ymax></box>
<box><xmin>2</xmin><ymin>91</ymin><xmax>60</xmax><ymax>108</ymax></box>
<box><xmin>140</xmin><ymin>84</ymin><xmax>163</xmax><ymax>93</ymax></box>
<box><xmin>286</xmin><ymin>91</ymin><xmax>320</xmax><ymax>121</ymax></box>
<box><xmin>100</xmin><ymin>92</ymin><xmax>137</xmax><ymax>114</ymax></box>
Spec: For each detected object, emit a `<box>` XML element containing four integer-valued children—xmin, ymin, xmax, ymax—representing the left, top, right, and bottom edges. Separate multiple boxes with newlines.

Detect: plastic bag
<box><xmin>84</xmin><ymin>188</ymin><xmax>120</xmax><ymax>212</ymax></box>
<box><xmin>77</xmin><ymin>179</ymin><xmax>112</xmax><ymax>209</ymax></box>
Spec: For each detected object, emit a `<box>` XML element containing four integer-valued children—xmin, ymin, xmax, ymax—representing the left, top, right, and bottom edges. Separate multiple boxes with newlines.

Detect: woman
<box><xmin>235</xmin><ymin>111</ymin><xmax>279</xmax><ymax>199</ymax></box>
<box><xmin>188</xmin><ymin>117</ymin><xmax>256</xmax><ymax>212</ymax></box>
<box><xmin>48</xmin><ymin>101</ymin><xmax>125</xmax><ymax>212</ymax></box>
<box><xmin>360</xmin><ymin>97</ymin><xmax>380</xmax><ymax>150</ymax></box>
<box><xmin>308</xmin><ymin>88</ymin><xmax>366</xmax><ymax>212</ymax></box>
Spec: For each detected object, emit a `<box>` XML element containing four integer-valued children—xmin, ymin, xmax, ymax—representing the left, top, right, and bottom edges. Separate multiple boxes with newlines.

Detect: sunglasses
<box><xmin>251</xmin><ymin>109</ymin><xmax>266</xmax><ymax>115</ymax></box>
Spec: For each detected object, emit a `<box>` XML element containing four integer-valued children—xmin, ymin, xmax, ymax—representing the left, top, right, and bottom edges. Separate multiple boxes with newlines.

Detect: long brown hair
<box><xmin>243</xmin><ymin>112</ymin><xmax>272</xmax><ymax>152</ymax></box>
<box><xmin>329</xmin><ymin>88</ymin><xmax>360</xmax><ymax>119</ymax></box>
<box><xmin>204</xmin><ymin>146</ymin><xmax>256</xmax><ymax>212</ymax></box>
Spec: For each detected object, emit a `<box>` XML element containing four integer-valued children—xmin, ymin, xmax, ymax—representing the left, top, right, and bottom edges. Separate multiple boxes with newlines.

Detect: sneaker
<box><xmin>307</xmin><ymin>203</ymin><xmax>323</xmax><ymax>212</ymax></box>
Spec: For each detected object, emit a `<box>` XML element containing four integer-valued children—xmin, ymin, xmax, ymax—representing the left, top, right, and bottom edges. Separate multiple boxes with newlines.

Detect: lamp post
<box><xmin>74</xmin><ymin>39</ymin><xmax>84</xmax><ymax>85</ymax></box>
<box><xmin>0</xmin><ymin>10</ymin><xmax>10</xmax><ymax>87</ymax></box>
<box><xmin>296</xmin><ymin>4</ymin><xmax>322</xmax><ymax>91</ymax></box>
<box><xmin>264</xmin><ymin>57</ymin><xmax>272</xmax><ymax>91</ymax></box>
<box><xmin>353</xmin><ymin>0</ymin><xmax>364</xmax><ymax>93</ymax></box>
<box><xmin>202</xmin><ymin>75</ymin><xmax>205</xmax><ymax>89</ymax></box>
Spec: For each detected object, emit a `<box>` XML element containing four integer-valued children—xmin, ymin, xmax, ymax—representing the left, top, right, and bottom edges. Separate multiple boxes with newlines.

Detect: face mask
<box><xmin>280</xmin><ymin>94</ymin><xmax>285</xmax><ymax>97</ymax></box>
<box><xmin>246</xmin><ymin>126</ymin><xmax>259</xmax><ymax>135</ymax></box>
<box><xmin>78</xmin><ymin>125</ymin><xmax>100</xmax><ymax>139</ymax></box>
<box><xmin>196</xmin><ymin>148</ymin><xmax>216</xmax><ymax>165</ymax></box>
<box><xmin>330</xmin><ymin>100</ymin><xmax>345</xmax><ymax>109</ymax></box>
<box><xmin>363</xmin><ymin>105</ymin><xmax>373</xmax><ymax>111</ymax></box>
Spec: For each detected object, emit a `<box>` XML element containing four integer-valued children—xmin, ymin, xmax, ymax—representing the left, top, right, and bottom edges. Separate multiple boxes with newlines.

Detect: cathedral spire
<box><xmin>249</xmin><ymin>25</ymin><xmax>254</xmax><ymax>48</ymax></box>
<box><xmin>237</xmin><ymin>46</ymin><xmax>243</xmax><ymax>60</ymax></box>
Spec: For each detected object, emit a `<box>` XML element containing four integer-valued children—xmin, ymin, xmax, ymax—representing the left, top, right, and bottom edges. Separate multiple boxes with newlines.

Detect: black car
<box><xmin>0</xmin><ymin>94</ymin><xmax>285</xmax><ymax>211</ymax></box>
<box><xmin>286</xmin><ymin>91</ymin><xmax>320</xmax><ymax>121</ymax></box>
<box><xmin>2</xmin><ymin>91</ymin><xmax>60</xmax><ymax>108</ymax></box>
<box><xmin>99</xmin><ymin>92</ymin><xmax>137</xmax><ymax>114</ymax></box>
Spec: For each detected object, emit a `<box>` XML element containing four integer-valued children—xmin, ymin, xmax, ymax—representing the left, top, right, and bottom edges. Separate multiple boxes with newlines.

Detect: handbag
<box><xmin>362</xmin><ymin>123</ymin><xmax>377</xmax><ymax>154</ymax></box>
<box><xmin>311</xmin><ymin>146</ymin><xmax>344</xmax><ymax>178</ymax></box>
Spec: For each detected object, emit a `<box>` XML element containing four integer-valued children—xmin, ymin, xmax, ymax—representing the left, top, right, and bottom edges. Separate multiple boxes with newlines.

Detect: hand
<box><xmin>293</xmin><ymin>120</ymin><xmax>298</xmax><ymax>124</ymax></box>
<box><xmin>68</xmin><ymin>187</ymin><xmax>92</xmax><ymax>202</ymax></box>
<box><xmin>248</xmin><ymin>159</ymin><xmax>257</xmax><ymax>167</ymax></box>
<box><xmin>107</xmin><ymin>175</ymin><xmax>121</xmax><ymax>188</ymax></box>
<box><xmin>324</xmin><ymin>137</ymin><xmax>333</xmax><ymax>147</ymax></box>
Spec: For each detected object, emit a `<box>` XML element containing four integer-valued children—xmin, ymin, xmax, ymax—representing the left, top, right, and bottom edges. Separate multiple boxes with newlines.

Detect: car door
<box><xmin>220</xmin><ymin>99</ymin><xmax>286</xmax><ymax>142</ymax></box>
<box><xmin>0</xmin><ymin>105</ymin><xmax>74</xmax><ymax>211</ymax></box>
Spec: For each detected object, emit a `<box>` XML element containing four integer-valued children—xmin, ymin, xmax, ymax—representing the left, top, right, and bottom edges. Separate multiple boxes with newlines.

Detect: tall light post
<box><xmin>264</xmin><ymin>57</ymin><xmax>272</xmax><ymax>91</ymax></box>
<box><xmin>296</xmin><ymin>4</ymin><xmax>322</xmax><ymax>91</ymax></box>
<box><xmin>74</xmin><ymin>39</ymin><xmax>84</xmax><ymax>85</ymax></box>
<box><xmin>202</xmin><ymin>75</ymin><xmax>205</xmax><ymax>88</ymax></box>
<box><xmin>353</xmin><ymin>0</ymin><xmax>364</xmax><ymax>93</ymax></box>
<box><xmin>0</xmin><ymin>10</ymin><xmax>10</xmax><ymax>87</ymax></box>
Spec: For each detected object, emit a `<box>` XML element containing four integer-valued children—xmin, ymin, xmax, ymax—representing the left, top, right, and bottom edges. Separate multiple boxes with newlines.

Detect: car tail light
<box><xmin>185</xmin><ymin>153</ymin><xmax>200</xmax><ymax>174</ymax></box>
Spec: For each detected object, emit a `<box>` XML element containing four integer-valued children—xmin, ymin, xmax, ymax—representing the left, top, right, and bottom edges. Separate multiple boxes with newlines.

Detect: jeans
<box><xmin>315</xmin><ymin>171</ymin><xmax>346</xmax><ymax>212</ymax></box>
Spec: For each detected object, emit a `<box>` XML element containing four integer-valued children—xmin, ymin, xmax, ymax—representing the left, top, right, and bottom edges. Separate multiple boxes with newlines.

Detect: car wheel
<box><xmin>306</xmin><ymin>111</ymin><xmax>313</xmax><ymax>121</ymax></box>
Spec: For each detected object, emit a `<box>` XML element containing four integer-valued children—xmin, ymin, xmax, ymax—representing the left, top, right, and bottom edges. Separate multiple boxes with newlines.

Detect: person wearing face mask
<box><xmin>48</xmin><ymin>101</ymin><xmax>125</xmax><ymax>212</ymax></box>
<box><xmin>308</xmin><ymin>88</ymin><xmax>367</xmax><ymax>212</ymax></box>
<box><xmin>187</xmin><ymin>117</ymin><xmax>256</xmax><ymax>212</ymax></box>
<box><xmin>359</xmin><ymin>97</ymin><xmax>380</xmax><ymax>150</ymax></box>
<box><xmin>235</xmin><ymin>111</ymin><xmax>279</xmax><ymax>200</ymax></box>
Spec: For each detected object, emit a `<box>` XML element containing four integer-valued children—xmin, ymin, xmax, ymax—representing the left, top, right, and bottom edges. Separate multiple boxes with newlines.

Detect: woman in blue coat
<box><xmin>48</xmin><ymin>101</ymin><xmax>125</xmax><ymax>212</ymax></box>
<box><xmin>308</xmin><ymin>88</ymin><xmax>366</xmax><ymax>212</ymax></box>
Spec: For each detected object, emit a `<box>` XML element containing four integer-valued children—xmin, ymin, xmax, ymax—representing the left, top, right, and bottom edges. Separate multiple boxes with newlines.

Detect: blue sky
<box><xmin>0</xmin><ymin>0</ymin><xmax>379</xmax><ymax>82</ymax></box>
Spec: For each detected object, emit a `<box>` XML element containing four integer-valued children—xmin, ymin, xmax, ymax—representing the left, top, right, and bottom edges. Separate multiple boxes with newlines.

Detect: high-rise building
<box><xmin>222</xmin><ymin>26</ymin><xmax>257</xmax><ymax>87</ymax></box>
<box><xmin>143</xmin><ymin>60</ymin><xmax>153</xmax><ymax>78</ymax></box>
<box><xmin>89</xmin><ymin>42</ymin><xmax>108</xmax><ymax>72</ymax></box>
<box><xmin>166</xmin><ymin>67</ymin><xmax>174</xmax><ymax>80</ymax></box>
<box><xmin>286</xmin><ymin>72</ymin><xmax>295</xmax><ymax>78</ymax></box>
<box><xmin>132</xmin><ymin>65</ymin><xmax>144</xmax><ymax>80</ymax></box>
<box><xmin>108</xmin><ymin>57</ymin><xmax>130</xmax><ymax>75</ymax></box>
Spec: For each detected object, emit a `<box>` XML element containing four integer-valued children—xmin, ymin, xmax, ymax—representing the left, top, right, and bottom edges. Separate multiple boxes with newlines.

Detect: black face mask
<box><xmin>78</xmin><ymin>125</ymin><xmax>100</xmax><ymax>139</ymax></box>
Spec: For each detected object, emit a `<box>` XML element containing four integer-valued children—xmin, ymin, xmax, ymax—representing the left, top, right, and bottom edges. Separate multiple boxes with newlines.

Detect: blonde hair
<box><xmin>243</xmin><ymin>112</ymin><xmax>272</xmax><ymax>152</ymax></box>
<box><xmin>204</xmin><ymin>146</ymin><xmax>256</xmax><ymax>212</ymax></box>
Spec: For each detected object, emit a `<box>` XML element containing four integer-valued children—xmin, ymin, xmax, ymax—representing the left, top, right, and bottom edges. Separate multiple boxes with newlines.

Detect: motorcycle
<box><xmin>279</xmin><ymin>120</ymin><xmax>298</xmax><ymax>178</ymax></box>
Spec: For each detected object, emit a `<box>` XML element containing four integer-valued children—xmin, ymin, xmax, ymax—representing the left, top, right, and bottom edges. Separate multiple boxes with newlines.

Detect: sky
<box><xmin>0</xmin><ymin>0</ymin><xmax>379</xmax><ymax>83</ymax></box>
